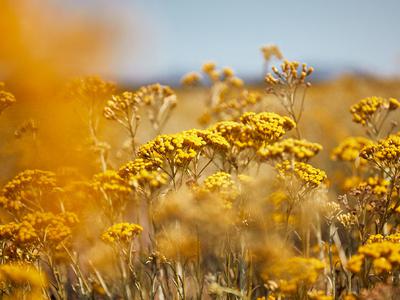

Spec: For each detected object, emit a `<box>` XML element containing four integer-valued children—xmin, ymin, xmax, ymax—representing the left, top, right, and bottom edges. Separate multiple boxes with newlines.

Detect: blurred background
<box><xmin>2</xmin><ymin>0</ymin><xmax>399</xmax><ymax>86</ymax></box>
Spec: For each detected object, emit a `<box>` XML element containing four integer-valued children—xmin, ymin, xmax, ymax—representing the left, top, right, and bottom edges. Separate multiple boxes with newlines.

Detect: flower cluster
<box><xmin>240</xmin><ymin>112</ymin><xmax>296</xmax><ymax>144</ymax></box>
<box><xmin>357</xmin><ymin>176</ymin><xmax>390</xmax><ymax>196</ymax></box>
<box><xmin>265</xmin><ymin>257</ymin><xmax>324</xmax><ymax>295</ymax></box>
<box><xmin>198</xmin><ymin>62</ymin><xmax>243</xmax><ymax>87</ymax></box>
<box><xmin>101</xmin><ymin>222</ymin><xmax>143</xmax><ymax>244</ymax></box>
<box><xmin>276</xmin><ymin>161</ymin><xmax>327</xmax><ymax>188</ymax></box>
<box><xmin>360</xmin><ymin>134</ymin><xmax>400</xmax><ymax>172</ymax></box>
<box><xmin>347</xmin><ymin>240</ymin><xmax>400</xmax><ymax>274</ymax></box>
<box><xmin>133</xmin><ymin>83</ymin><xmax>177</xmax><ymax>132</ymax></box>
<box><xmin>91</xmin><ymin>170</ymin><xmax>132</xmax><ymax>198</ymax></box>
<box><xmin>180</xmin><ymin>72</ymin><xmax>201</xmax><ymax>86</ymax></box>
<box><xmin>331</xmin><ymin>136</ymin><xmax>373</xmax><ymax>164</ymax></box>
<box><xmin>0</xmin><ymin>212</ymin><xmax>78</xmax><ymax>250</ymax></box>
<box><xmin>103</xmin><ymin>91</ymin><xmax>139</xmax><ymax>122</ymax></box>
<box><xmin>0</xmin><ymin>83</ymin><xmax>16</xmax><ymax>115</ymax></box>
<box><xmin>261</xmin><ymin>44</ymin><xmax>283</xmax><ymax>62</ymax></box>
<box><xmin>138</xmin><ymin>129</ymin><xmax>229</xmax><ymax>169</ymax></box>
<box><xmin>350</xmin><ymin>96</ymin><xmax>400</xmax><ymax>126</ymax></box>
<box><xmin>195</xmin><ymin>172</ymin><xmax>239</xmax><ymax>206</ymax></box>
<box><xmin>265</xmin><ymin>60</ymin><xmax>313</xmax><ymax>87</ymax></box>
<box><xmin>182</xmin><ymin>62</ymin><xmax>248</xmax><ymax>125</ymax></box>
<box><xmin>258</xmin><ymin>138</ymin><xmax>322</xmax><ymax>162</ymax></box>
<box><xmin>0</xmin><ymin>170</ymin><xmax>57</xmax><ymax>213</ymax></box>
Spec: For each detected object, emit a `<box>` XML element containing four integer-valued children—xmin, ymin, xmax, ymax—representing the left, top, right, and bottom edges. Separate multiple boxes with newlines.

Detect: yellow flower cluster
<box><xmin>276</xmin><ymin>161</ymin><xmax>327</xmax><ymax>187</ymax></box>
<box><xmin>331</xmin><ymin>136</ymin><xmax>373</xmax><ymax>163</ymax></box>
<box><xmin>210</xmin><ymin>112</ymin><xmax>295</xmax><ymax>152</ymax></box>
<box><xmin>119</xmin><ymin>158</ymin><xmax>168</xmax><ymax>190</ymax></box>
<box><xmin>199</xmin><ymin>62</ymin><xmax>243</xmax><ymax>87</ymax></box>
<box><xmin>91</xmin><ymin>170</ymin><xmax>132</xmax><ymax>197</ymax></box>
<box><xmin>129</xmin><ymin>169</ymin><xmax>168</xmax><ymax>190</ymax></box>
<box><xmin>360</xmin><ymin>134</ymin><xmax>400</xmax><ymax>169</ymax></box>
<box><xmin>119</xmin><ymin>158</ymin><xmax>159</xmax><ymax>177</ymax></box>
<box><xmin>180</xmin><ymin>72</ymin><xmax>201</xmax><ymax>86</ymax></box>
<box><xmin>367</xmin><ymin>233</ymin><xmax>400</xmax><ymax>244</ymax></box>
<box><xmin>357</xmin><ymin>176</ymin><xmax>390</xmax><ymax>196</ymax></box>
<box><xmin>138</xmin><ymin>129</ymin><xmax>229</xmax><ymax>168</ymax></box>
<box><xmin>240</xmin><ymin>112</ymin><xmax>296</xmax><ymax>143</ymax></box>
<box><xmin>0</xmin><ymin>212</ymin><xmax>78</xmax><ymax>249</ymax></box>
<box><xmin>101</xmin><ymin>222</ymin><xmax>143</xmax><ymax>244</ymax></box>
<box><xmin>0</xmin><ymin>263</ymin><xmax>47</xmax><ymax>299</ymax></box>
<box><xmin>134</xmin><ymin>83</ymin><xmax>176</xmax><ymax>107</ymax></box>
<box><xmin>261</xmin><ymin>44</ymin><xmax>283</xmax><ymax>61</ymax></box>
<box><xmin>347</xmin><ymin>240</ymin><xmax>400</xmax><ymax>274</ymax></box>
<box><xmin>350</xmin><ymin>96</ymin><xmax>400</xmax><ymax>125</ymax></box>
<box><xmin>210</xmin><ymin>121</ymin><xmax>250</xmax><ymax>149</ymax></box>
<box><xmin>195</xmin><ymin>172</ymin><xmax>239</xmax><ymax>206</ymax></box>
<box><xmin>103</xmin><ymin>91</ymin><xmax>139</xmax><ymax>121</ymax></box>
<box><xmin>0</xmin><ymin>170</ymin><xmax>57</xmax><ymax>212</ymax></box>
<box><xmin>215</xmin><ymin>90</ymin><xmax>262</xmax><ymax>113</ymax></box>
<box><xmin>0</xmin><ymin>83</ymin><xmax>16</xmax><ymax>114</ymax></box>
<box><xmin>258</xmin><ymin>138</ymin><xmax>322</xmax><ymax>162</ymax></box>
<box><xmin>265</xmin><ymin>60</ymin><xmax>313</xmax><ymax>86</ymax></box>
<box><xmin>337</xmin><ymin>212</ymin><xmax>357</xmax><ymax>228</ymax></box>
<box><xmin>266</xmin><ymin>257</ymin><xmax>324</xmax><ymax>294</ymax></box>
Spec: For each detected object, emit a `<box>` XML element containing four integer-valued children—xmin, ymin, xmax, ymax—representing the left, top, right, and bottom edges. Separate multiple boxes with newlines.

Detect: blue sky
<box><xmin>66</xmin><ymin>0</ymin><xmax>400</xmax><ymax>82</ymax></box>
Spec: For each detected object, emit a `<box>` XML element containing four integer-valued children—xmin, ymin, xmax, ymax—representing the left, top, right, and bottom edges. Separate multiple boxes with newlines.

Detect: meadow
<box><xmin>0</xmin><ymin>46</ymin><xmax>399</xmax><ymax>300</ymax></box>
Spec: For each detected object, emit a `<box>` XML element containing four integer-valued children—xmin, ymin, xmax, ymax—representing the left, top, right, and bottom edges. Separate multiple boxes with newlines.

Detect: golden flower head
<box><xmin>101</xmin><ymin>222</ymin><xmax>143</xmax><ymax>244</ymax></box>
<box><xmin>331</xmin><ymin>136</ymin><xmax>373</xmax><ymax>163</ymax></box>
<box><xmin>258</xmin><ymin>138</ymin><xmax>322</xmax><ymax>162</ymax></box>
<box><xmin>350</xmin><ymin>96</ymin><xmax>399</xmax><ymax>126</ymax></box>
<box><xmin>276</xmin><ymin>161</ymin><xmax>327</xmax><ymax>188</ymax></box>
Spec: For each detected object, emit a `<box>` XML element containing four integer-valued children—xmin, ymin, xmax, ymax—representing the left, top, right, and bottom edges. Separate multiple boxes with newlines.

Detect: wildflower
<box><xmin>360</xmin><ymin>134</ymin><xmax>400</xmax><ymax>173</ymax></box>
<box><xmin>101</xmin><ymin>222</ymin><xmax>143</xmax><ymax>244</ymax></box>
<box><xmin>265</xmin><ymin>257</ymin><xmax>324</xmax><ymax>295</ymax></box>
<box><xmin>337</xmin><ymin>212</ymin><xmax>357</xmax><ymax>228</ymax></box>
<box><xmin>195</xmin><ymin>172</ymin><xmax>239</xmax><ymax>206</ymax></box>
<box><xmin>133</xmin><ymin>83</ymin><xmax>177</xmax><ymax>132</ymax></box>
<box><xmin>261</xmin><ymin>44</ymin><xmax>283</xmax><ymax>61</ymax></box>
<box><xmin>258</xmin><ymin>138</ymin><xmax>322</xmax><ymax>162</ymax></box>
<box><xmin>0</xmin><ymin>211</ymin><xmax>78</xmax><ymax>250</ymax></box>
<box><xmin>347</xmin><ymin>240</ymin><xmax>400</xmax><ymax>274</ymax></box>
<box><xmin>331</xmin><ymin>136</ymin><xmax>373</xmax><ymax>164</ymax></box>
<box><xmin>181</xmin><ymin>72</ymin><xmax>201</xmax><ymax>85</ymax></box>
<box><xmin>276</xmin><ymin>161</ymin><xmax>327</xmax><ymax>188</ymax></box>
<box><xmin>0</xmin><ymin>170</ymin><xmax>57</xmax><ymax>213</ymax></box>
<box><xmin>240</xmin><ymin>112</ymin><xmax>296</xmax><ymax>144</ymax></box>
<box><xmin>350</xmin><ymin>96</ymin><xmax>400</xmax><ymax>126</ymax></box>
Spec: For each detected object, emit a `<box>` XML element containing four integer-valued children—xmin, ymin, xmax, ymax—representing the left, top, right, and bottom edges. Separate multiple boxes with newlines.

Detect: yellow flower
<box><xmin>101</xmin><ymin>222</ymin><xmax>143</xmax><ymax>244</ymax></box>
<box><xmin>350</xmin><ymin>96</ymin><xmax>399</xmax><ymax>125</ymax></box>
<box><xmin>276</xmin><ymin>161</ymin><xmax>327</xmax><ymax>188</ymax></box>
<box><xmin>360</xmin><ymin>134</ymin><xmax>400</xmax><ymax>171</ymax></box>
<box><xmin>258</xmin><ymin>138</ymin><xmax>322</xmax><ymax>162</ymax></box>
<box><xmin>331</xmin><ymin>136</ymin><xmax>373</xmax><ymax>163</ymax></box>
<box><xmin>0</xmin><ymin>169</ymin><xmax>57</xmax><ymax>213</ymax></box>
